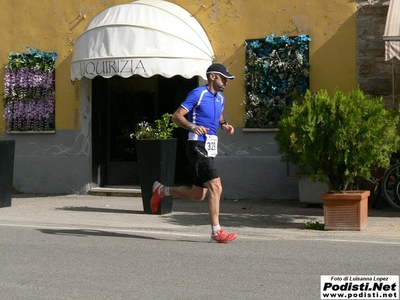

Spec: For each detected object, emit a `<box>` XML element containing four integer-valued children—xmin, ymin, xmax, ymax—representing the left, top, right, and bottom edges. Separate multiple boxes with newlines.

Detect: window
<box><xmin>243</xmin><ymin>34</ymin><xmax>310</xmax><ymax>128</ymax></box>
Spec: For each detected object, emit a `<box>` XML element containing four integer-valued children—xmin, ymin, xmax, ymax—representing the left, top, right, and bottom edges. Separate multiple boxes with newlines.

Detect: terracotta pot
<box><xmin>321</xmin><ymin>190</ymin><xmax>370</xmax><ymax>231</ymax></box>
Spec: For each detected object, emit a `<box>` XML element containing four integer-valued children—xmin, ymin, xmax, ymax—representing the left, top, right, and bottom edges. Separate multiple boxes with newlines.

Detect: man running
<box><xmin>150</xmin><ymin>63</ymin><xmax>237</xmax><ymax>243</ymax></box>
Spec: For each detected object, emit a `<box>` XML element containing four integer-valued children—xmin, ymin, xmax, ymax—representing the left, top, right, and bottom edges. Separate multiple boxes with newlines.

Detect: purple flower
<box><xmin>4</xmin><ymin>48</ymin><xmax>56</xmax><ymax>131</ymax></box>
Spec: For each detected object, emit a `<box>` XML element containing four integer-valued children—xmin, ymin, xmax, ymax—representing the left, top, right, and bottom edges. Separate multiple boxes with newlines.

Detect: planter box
<box><xmin>322</xmin><ymin>190</ymin><xmax>370</xmax><ymax>231</ymax></box>
<box><xmin>0</xmin><ymin>140</ymin><xmax>15</xmax><ymax>207</ymax></box>
<box><xmin>135</xmin><ymin>138</ymin><xmax>177</xmax><ymax>215</ymax></box>
<box><xmin>298</xmin><ymin>176</ymin><xmax>329</xmax><ymax>205</ymax></box>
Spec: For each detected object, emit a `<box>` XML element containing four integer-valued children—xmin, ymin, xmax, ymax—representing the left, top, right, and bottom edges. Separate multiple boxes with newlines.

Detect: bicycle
<box><xmin>369</xmin><ymin>160</ymin><xmax>400</xmax><ymax>211</ymax></box>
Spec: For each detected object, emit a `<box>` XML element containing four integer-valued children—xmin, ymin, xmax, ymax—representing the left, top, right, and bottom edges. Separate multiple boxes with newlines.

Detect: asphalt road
<box><xmin>0</xmin><ymin>223</ymin><xmax>399</xmax><ymax>300</ymax></box>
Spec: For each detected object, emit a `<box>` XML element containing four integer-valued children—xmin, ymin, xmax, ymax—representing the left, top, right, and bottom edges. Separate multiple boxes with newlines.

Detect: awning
<box><xmin>384</xmin><ymin>0</ymin><xmax>400</xmax><ymax>61</ymax></box>
<box><xmin>70</xmin><ymin>0</ymin><xmax>214</xmax><ymax>81</ymax></box>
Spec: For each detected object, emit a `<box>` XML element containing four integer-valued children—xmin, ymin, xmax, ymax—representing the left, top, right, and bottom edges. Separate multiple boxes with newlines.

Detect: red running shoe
<box><xmin>211</xmin><ymin>229</ymin><xmax>238</xmax><ymax>243</ymax></box>
<box><xmin>150</xmin><ymin>181</ymin><xmax>164</xmax><ymax>213</ymax></box>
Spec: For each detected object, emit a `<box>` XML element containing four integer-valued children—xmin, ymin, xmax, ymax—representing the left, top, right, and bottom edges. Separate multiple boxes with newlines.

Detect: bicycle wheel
<box><xmin>381</xmin><ymin>161</ymin><xmax>400</xmax><ymax>210</ymax></box>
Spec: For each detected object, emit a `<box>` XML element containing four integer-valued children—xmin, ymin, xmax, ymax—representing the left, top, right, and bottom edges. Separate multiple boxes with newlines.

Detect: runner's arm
<box><xmin>172</xmin><ymin>106</ymin><xmax>209</xmax><ymax>134</ymax></box>
<box><xmin>219</xmin><ymin>115</ymin><xmax>234</xmax><ymax>135</ymax></box>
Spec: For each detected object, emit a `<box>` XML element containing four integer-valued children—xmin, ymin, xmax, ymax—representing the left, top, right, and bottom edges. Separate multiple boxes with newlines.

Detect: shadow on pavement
<box><xmin>56</xmin><ymin>206</ymin><xmax>143</xmax><ymax>215</ymax></box>
<box><xmin>37</xmin><ymin>228</ymin><xmax>208</xmax><ymax>243</ymax></box>
<box><xmin>38</xmin><ymin>228</ymin><xmax>159</xmax><ymax>240</ymax></box>
<box><xmin>165</xmin><ymin>198</ymin><xmax>324</xmax><ymax>230</ymax></box>
<box><xmin>164</xmin><ymin>198</ymin><xmax>400</xmax><ymax>230</ymax></box>
<box><xmin>12</xmin><ymin>193</ymin><xmax>70</xmax><ymax>198</ymax></box>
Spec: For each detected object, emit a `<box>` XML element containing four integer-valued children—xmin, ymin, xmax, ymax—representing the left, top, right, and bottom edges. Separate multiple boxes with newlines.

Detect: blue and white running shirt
<box><xmin>181</xmin><ymin>85</ymin><xmax>225</xmax><ymax>142</ymax></box>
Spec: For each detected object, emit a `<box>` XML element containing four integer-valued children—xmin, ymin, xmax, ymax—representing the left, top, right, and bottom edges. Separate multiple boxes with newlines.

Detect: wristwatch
<box><xmin>220</xmin><ymin>122</ymin><xmax>228</xmax><ymax>129</ymax></box>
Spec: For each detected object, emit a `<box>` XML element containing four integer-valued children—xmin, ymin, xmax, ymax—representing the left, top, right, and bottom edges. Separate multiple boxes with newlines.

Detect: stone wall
<box><xmin>357</xmin><ymin>0</ymin><xmax>400</xmax><ymax>108</ymax></box>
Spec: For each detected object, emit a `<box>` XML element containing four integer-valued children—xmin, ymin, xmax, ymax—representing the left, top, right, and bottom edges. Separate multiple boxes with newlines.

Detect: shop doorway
<box><xmin>91</xmin><ymin>75</ymin><xmax>198</xmax><ymax>187</ymax></box>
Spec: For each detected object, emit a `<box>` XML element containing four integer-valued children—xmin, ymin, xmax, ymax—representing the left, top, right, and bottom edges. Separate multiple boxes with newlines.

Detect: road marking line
<box><xmin>1</xmin><ymin>223</ymin><xmax>399</xmax><ymax>245</ymax></box>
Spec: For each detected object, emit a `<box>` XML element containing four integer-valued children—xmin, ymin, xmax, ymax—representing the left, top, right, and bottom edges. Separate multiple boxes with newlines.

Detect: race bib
<box><xmin>205</xmin><ymin>134</ymin><xmax>218</xmax><ymax>157</ymax></box>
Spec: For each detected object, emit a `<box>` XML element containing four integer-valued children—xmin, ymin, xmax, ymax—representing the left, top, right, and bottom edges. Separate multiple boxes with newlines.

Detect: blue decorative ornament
<box><xmin>243</xmin><ymin>34</ymin><xmax>311</xmax><ymax>128</ymax></box>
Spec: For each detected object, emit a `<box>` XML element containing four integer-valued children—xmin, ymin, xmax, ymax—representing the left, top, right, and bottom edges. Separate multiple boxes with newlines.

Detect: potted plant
<box><xmin>298</xmin><ymin>175</ymin><xmax>328</xmax><ymax>206</ymax></box>
<box><xmin>0</xmin><ymin>129</ymin><xmax>15</xmax><ymax>207</ymax></box>
<box><xmin>274</xmin><ymin>88</ymin><xmax>400</xmax><ymax>230</ymax></box>
<box><xmin>131</xmin><ymin>113</ymin><xmax>178</xmax><ymax>214</ymax></box>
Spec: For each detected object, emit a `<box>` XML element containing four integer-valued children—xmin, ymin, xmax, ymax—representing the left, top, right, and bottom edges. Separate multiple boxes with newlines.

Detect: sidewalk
<box><xmin>0</xmin><ymin>194</ymin><xmax>399</xmax><ymax>242</ymax></box>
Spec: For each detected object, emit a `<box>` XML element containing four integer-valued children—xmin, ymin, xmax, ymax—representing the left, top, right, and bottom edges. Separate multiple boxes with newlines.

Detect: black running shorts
<box><xmin>186</xmin><ymin>141</ymin><xmax>219</xmax><ymax>187</ymax></box>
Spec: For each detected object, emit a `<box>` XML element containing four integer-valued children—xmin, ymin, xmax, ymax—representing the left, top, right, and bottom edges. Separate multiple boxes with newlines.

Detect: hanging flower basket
<box><xmin>3</xmin><ymin>47</ymin><xmax>57</xmax><ymax>132</ymax></box>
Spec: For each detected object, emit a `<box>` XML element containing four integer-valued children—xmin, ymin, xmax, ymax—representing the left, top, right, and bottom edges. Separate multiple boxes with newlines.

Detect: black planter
<box><xmin>0</xmin><ymin>140</ymin><xmax>15</xmax><ymax>207</ymax></box>
<box><xmin>135</xmin><ymin>138</ymin><xmax>177</xmax><ymax>214</ymax></box>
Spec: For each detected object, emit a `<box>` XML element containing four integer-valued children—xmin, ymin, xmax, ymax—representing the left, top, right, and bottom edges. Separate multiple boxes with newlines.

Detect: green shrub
<box><xmin>132</xmin><ymin>113</ymin><xmax>178</xmax><ymax>140</ymax></box>
<box><xmin>275</xmin><ymin>88</ymin><xmax>400</xmax><ymax>191</ymax></box>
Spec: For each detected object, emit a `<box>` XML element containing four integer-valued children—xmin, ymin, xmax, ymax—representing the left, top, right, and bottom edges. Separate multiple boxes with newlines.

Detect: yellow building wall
<box><xmin>0</xmin><ymin>0</ymin><xmax>357</xmax><ymax>129</ymax></box>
